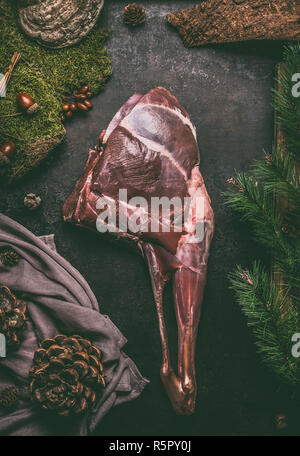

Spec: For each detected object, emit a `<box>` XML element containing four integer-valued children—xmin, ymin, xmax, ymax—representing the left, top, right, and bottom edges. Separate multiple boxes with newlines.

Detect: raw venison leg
<box><xmin>63</xmin><ymin>87</ymin><xmax>215</xmax><ymax>415</ymax></box>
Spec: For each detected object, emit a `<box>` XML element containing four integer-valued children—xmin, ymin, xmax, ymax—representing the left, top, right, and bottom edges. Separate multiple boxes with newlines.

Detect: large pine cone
<box><xmin>30</xmin><ymin>334</ymin><xmax>106</xmax><ymax>416</ymax></box>
<box><xmin>0</xmin><ymin>286</ymin><xmax>27</xmax><ymax>350</ymax></box>
<box><xmin>123</xmin><ymin>3</ymin><xmax>146</xmax><ymax>27</ymax></box>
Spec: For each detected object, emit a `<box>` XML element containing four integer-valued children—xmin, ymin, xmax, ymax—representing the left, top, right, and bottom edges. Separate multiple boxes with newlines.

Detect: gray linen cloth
<box><xmin>0</xmin><ymin>214</ymin><xmax>149</xmax><ymax>436</ymax></box>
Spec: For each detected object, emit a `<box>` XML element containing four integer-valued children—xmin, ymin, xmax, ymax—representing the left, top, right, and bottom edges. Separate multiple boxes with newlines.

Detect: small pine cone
<box><xmin>24</xmin><ymin>193</ymin><xmax>41</xmax><ymax>211</ymax></box>
<box><xmin>0</xmin><ymin>247</ymin><xmax>20</xmax><ymax>267</ymax></box>
<box><xmin>0</xmin><ymin>286</ymin><xmax>27</xmax><ymax>351</ymax></box>
<box><xmin>274</xmin><ymin>413</ymin><xmax>288</xmax><ymax>431</ymax></box>
<box><xmin>30</xmin><ymin>334</ymin><xmax>106</xmax><ymax>416</ymax></box>
<box><xmin>123</xmin><ymin>3</ymin><xmax>146</xmax><ymax>27</ymax></box>
<box><xmin>0</xmin><ymin>386</ymin><xmax>19</xmax><ymax>409</ymax></box>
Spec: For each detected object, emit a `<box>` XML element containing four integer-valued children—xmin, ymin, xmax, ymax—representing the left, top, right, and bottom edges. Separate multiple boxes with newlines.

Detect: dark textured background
<box><xmin>0</xmin><ymin>1</ymin><xmax>297</xmax><ymax>436</ymax></box>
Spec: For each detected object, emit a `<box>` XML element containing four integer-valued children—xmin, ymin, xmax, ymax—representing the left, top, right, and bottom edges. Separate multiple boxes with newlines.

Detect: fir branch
<box><xmin>225</xmin><ymin>173</ymin><xmax>289</xmax><ymax>254</ymax></box>
<box><xmin>225</xmin><ymin>43</ymin><xmax>300</xmax><ymax>385</ymax></box>
<box><xmin>273</xmin><ymin>44</ymin><xmax>300</xmax><ymax>160</ymax></box>
<box><xmin>225</xmin><ymin>172</ymin><xmax>300</xmax><ymax>299</ymax></box>
<box><xmin>254</xmin><ymin>149</ymin><xmax>300</xmax><ymax>206</ymax></box>
<box><xmin>229</xmin><ymin>263</ymin><xmax>299</xmax><ymax>384</ymax></box>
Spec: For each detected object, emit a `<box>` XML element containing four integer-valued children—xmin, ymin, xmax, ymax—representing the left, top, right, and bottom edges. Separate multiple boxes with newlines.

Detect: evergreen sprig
<box><xmin>229</xmin><ymin>263</ymin><xmax>299</xmax><ymax>384</ymax></box>
<box><xmin>273</xmin><ymin>44</ymin><xmax>300</xmax><ymax>160</ymax></box>
<box><xmin>225</xmin><ymin>44</ymin><xmax>300</xmax><ymax>384</ymax></box>
<box><xmin>254</xmin><ymin>149</ymin><xmax>300</xmax><ymax>206</ymax></box>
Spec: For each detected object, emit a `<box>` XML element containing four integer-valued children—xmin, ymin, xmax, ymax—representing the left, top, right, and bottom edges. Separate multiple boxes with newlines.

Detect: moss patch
<box><xmin>0</xmin><ymin>0</ymin><xmax>112</xmax><ymax>183</ymax></box>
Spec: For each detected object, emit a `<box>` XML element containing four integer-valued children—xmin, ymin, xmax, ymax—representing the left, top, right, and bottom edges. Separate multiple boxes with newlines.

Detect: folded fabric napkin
<box><xmin>0</xmin><ymin>214</ymin><xmax>148</xmax><ymax>436</ymax></box>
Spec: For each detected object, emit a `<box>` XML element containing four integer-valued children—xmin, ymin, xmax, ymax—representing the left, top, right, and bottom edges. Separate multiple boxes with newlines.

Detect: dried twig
<box><xmin>0</xmin><ymin>52</ymin><xmax>21</xmax><ymax>96</ymax></box>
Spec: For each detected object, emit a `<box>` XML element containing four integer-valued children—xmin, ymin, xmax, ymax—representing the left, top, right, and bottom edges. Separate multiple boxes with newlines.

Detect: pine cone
<box><xmin>0</xmin><ymin>386</ymin><xmax>19</xmax><ymax>409</ymax></box>
<box><xmin>30</xmin><ymin>334</ymin><xmax>106</xmax><ymax>416</ymax></box>
<box><xmin>0</xmin><ymin>286</ymin><xmax>27</xmax><ymax>350</ymax></box>
<box><xmin>0</xmin><ymin>247</ymin><xmax>20</xmax><ymax>267</ymax></box>
<box><xmin>24</xmin><ymin>193</ymin><xmax>41</xmax><ymax>211</ymax></box>
<box><xmin>123</xmin><ymin>3</ymin><xmax>146</xmax><ymax>27</ymax></box>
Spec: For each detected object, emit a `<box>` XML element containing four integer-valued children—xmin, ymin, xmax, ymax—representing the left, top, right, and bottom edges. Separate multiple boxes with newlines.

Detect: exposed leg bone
<box><xmin>143</xmin><ymin>243</ymin><xmax>208</xmax><ymax>415</ymax></box>
<box><xmin>173</xmin><ymin>266</ymin><xmax>207</xmax><ymax>413</ymax></box>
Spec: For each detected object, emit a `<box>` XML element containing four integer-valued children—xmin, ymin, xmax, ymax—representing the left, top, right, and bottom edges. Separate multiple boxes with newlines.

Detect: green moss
<box><xmin>0</xmin><ymin>0</ymin><xmax>112</xmax><ymax>182</ymax></box>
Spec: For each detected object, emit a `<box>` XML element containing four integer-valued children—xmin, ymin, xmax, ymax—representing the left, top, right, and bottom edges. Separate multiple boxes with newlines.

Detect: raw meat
<box><xmin>63</xmin><ymin>87</ymin><xmax>214</xmax><ymax>414</ymax></box>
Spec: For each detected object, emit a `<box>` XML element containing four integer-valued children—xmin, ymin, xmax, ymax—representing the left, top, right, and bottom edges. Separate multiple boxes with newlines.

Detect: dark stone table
<box><xmin>1</xmin><ymin>1</ymin><xmax>294</xmax><ymax>436</ymax></box>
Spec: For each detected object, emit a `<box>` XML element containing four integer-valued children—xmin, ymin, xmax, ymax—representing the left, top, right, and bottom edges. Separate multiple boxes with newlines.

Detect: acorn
<box><xmin>70</xmin><ymin>103</ymin><xmax>77</xmax><ymax>111</ymax></box>
<box><xmin>86</xmin><ymin>91</ymin><xmax>92</xmax><ymax>99</ymax></box>
<box><xmin>0</xmin><ymin>141</ymin><xmax>15</xmax><ymax>158</ymax></box>
<box><xmin>79</xmin><ymin>85</ymin><xmax>89</xmax><ymax>94</ymax></box>
<box><xmin>65</xmin><ymin>111</ymin><xmax>73</xmax><ymax>118</ymax></box>
<box><xmin>16</xmin><ymin>92</ymin><xmax>38</xmax><ymax>115</ymax></box>
<box><xmin>0</xmin><ymin>142</ymin><xmax>14</xmax><ymax>173</ymax></box>
<box><xmin>84</xmin><ymin>100</ymin><xmax>93</xmax><ymax>109</ymax></box>
<box><xmin>75</xmin><ymin>93</ymin><xmax>87</xmax><ymax>101</ymax></box>
<box><xmin>61</xmin><ymin>114</ymin><xmax>65</xmax><ymax>122</ymax></box>
<box><xmin>77</xmin><ymin>102</ymin><xmax>89</xmax><ymax>111</ymax></box>
<box><xmin>62</xmin><ymin>104</ymin><xmax>70</xmax><ymax>112</ymax></box>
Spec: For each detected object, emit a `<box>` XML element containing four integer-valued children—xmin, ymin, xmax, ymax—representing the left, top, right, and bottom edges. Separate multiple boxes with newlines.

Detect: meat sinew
<box><xmin>63</xmin><ymin>87</ymin><xmax>214</xmax><ymax>415</ymax></box>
